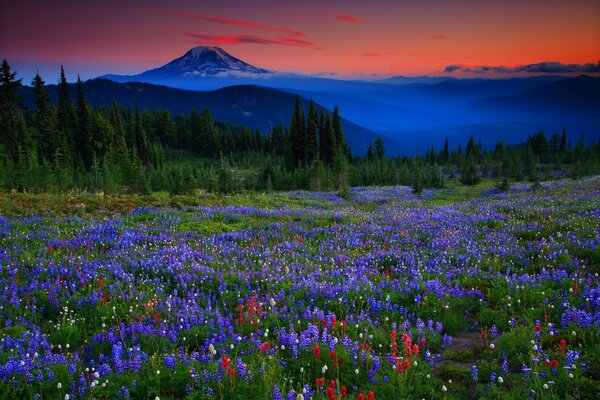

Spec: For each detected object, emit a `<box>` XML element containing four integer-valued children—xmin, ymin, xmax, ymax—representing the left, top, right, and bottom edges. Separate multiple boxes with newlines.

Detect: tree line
<box><xmin>1</xmin><ymin>59</ymin><xmax>599</xmax><ymax>195</ymax></box>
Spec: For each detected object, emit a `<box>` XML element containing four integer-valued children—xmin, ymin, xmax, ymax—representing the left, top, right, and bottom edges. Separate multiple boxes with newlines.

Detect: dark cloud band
<box><xmin>445</xmin><ymin>61</ymin><xmax>600</xmax><ymax>74</ymax></box>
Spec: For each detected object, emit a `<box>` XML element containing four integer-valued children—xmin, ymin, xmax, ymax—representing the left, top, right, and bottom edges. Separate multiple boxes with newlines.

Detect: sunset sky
<box><xmin>1</xmin><ymin>0</ymin><xmax>599</xmax><ymax>82</ymax></box>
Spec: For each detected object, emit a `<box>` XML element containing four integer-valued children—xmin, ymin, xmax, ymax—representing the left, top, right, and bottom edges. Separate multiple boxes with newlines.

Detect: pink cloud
<box><xmin>161</xmin><ymin>8</ymin><xmax>306</xmax><ymax>37</ymax></box>
<box><xmin>361</xmin><ymin>53</ymin><xmax>380</xmax><ymax>57</ymax></box>
<box><xmin>332</xmin><ymin>13</ymin><xmax>361</xmax><ymax>23</ymax></box>
<box><xmin>184</xmin><ymin>33</ymin><xmax>320</xmax><ymax>49</ymax></box>
<box><xmin>431</xmin><ymin>35</ymin><xmax>448</xmax><ymax>40</ymax></box>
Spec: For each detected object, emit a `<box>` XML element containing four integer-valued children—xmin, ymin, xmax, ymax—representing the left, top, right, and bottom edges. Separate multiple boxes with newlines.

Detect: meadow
<box><xmin>0</xmin><ymin>178</ymin><xmax>599</xmax><ymax>399</ymax></box>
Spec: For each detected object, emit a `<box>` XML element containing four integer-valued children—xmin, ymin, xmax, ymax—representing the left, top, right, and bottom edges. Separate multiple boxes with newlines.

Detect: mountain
<box><xmin>101</xmin><ymin>46</ymin><xmax>271</xmax><ymax>81</ymax></box>
<box><xmin>19</xmin><ymin>79</ymin><xmax>389</xmax><ymax>154</ymax></box>
<box><xmin>376</xmin><ymin>76</ymin><xmax>456</xmax><ymax>85</ymax></box>
<box><xmin>470</xmin><ymin>75</ymin><xmax>600</xmax><ymax>120</ymax></box>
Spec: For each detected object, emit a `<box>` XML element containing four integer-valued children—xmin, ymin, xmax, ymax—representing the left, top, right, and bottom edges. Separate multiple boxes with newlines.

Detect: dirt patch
<box><xmin>450</xmin><ymin>331</ymin><xmax>487</xmax><ymax>353</ymax></box>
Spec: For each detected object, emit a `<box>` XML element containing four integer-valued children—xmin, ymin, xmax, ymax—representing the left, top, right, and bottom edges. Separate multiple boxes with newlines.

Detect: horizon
<box><xmin>2</xmin><ymin>0</ymin><xmax>599</xmax><ymax>83</ymax></box>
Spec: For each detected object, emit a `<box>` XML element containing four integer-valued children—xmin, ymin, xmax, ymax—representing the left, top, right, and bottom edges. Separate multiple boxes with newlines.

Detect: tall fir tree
<box><xmin>442</xmin><ymin>137</ymin><xmax>449</xmax><ymax>163</ymax></box>
<box><xmin>110</xmin><ymin>102</ymin><xmax>127</xmax><ymax>155</ymax></box>
<box><xmin>134</xmin><ymin>104</ymin><xmax>149</xmax><ymax>166</ymax></box>
<box><xmin>32</xmin><ymin>73</ymin><xmax>50</xmax><ymax>117</ymax></box>
<box><xmin>374</xmin><ymin>137</ymin><xmax>385</xmax><ymax>159</ymax></box>
<box><xmin>466</xmin><ymin>135</ymin><xmax>477</xmax><ymax>159</ymax></box>
<box><xmin>76</xmin><ymin>76</ymin><xmax>94</xmax><ymax>169</ymax></box>
<box><xmin>0</xmin><ymin>59</ymin><xmax>23</xmax><ymax>162</ymax></box>
<box><xmin>319</xmin><ymin>111</ymin><xmax>336</xmax><ymax>165</ymax></box>
<box><xmin>366</xmin><ymin>143</ymin><xmax>374</xmax><ymax>160</ymax></box>
<box><xmin>305</xmin><ymin>99</ymin><xmax>319</xmax><ymax>163</ymax></box>
<box><xmin>31</xmin><ymin>72</ymin><xmax>62</xmax><ymax>162</ymax></box>
<box><xmin>56</xmin><ymin>66</ymin><xmax>76</xmax><ymax>161</ymax></box>
<box><xmin>202</xmin><ymin>108</ymin><xmax>220</xmax><ymax>157</ymax></box>
<box><xmin>560</xmin><ymin>129</ymin><xmax>568</xmax><ymax>152</ymax></box>
<box><xmin>290</xmin><ymin>95</ymin><xmax>306</xmax><ymax>167</ymax></box>
<box><xmin>332</xmin><ymin>106</ymin><xmax>346</xmax><ymax>157</ymax></box>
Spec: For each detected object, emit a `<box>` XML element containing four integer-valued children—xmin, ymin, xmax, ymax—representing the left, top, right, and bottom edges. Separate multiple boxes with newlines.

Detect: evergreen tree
<box><xmin>333</xmin><ymin>151</ymin><xmax>349</xmax><ymax>194</ymax></box>
<box><xmin>76</xmin><ymin>76</ymin><xmax>94</xmax><ymax>169</ymax></box>
<box><xmin>460</xmin><ymin>159</ymin><xmax>480</xmax><ymax>185</ymax></box>
<box><xmin>366</xmin><ymin>143</ymin><xmax>374</xmax><ymax>161</ymax></box>
<box><xmin>189</xmin><ymin>109</ymin><xmax>204</xmax><ymax>153</ymax></box>
<box><xmin>290</xmin><ymin>95</ymin><xmax>306</xmax><ymax>166</ymax></box>
<box><xmin>305</xmin><ymin>99</ymin><xmax>319</xmax><ymax>163</ymax></box>
<box><xmin>527</xmin><ymin>131</ymin><xmax>548</xmax><ymax>159</ymax></box>
<box><xmin>442</xmin><ymin>137</ymin><xmax>449</xmax><ymax>163</ymax></box>
<box><xmin>156</xmin><ymin>109</ymin><xmax>177</xmax><ymax>146</ymax></box>
<box><xmin>550</xmin><ymin>132</ymin><xmax>560</xmax><ymax>153</ymax></box>
<box><xmin>270</xmin><ymin>124</ymin><xmax>285</xmax><ymax>156</ymax></box>
<box><xmin>31</xmin><ymin>72</ymin><xmax>60</xmax><ymax>162</ymax></box>
<box><xmin>493</xmin><ymin>139</ymin><xmax>505</xmax><ymax>160</ymax></box>
<box><xmin>332</xmin><ymin>106</ymin><xmax>346</xmax><ymax>156</ymax></box>
<box><xmin>374</xmin><ymin>137</ymin><xmax>385</xmax><ymax>159</ymax></box>
<box><xmin>560</xmin><ymin>129</ymin><xmax>568</xmax><ymax>152</ymax></box>
<box><xmin>319</xmin><ymin>112</ymin><xmax>336</xmax><ymax>165</ymax></box>
<box><xmin>466</xmin><ymin>135</ymin><xmax>478</xmax><ymax>160</ymax></box>
<box><xmin>218</xmin><ymin>152</ymin><xmax>232</xmax><ymax>193</ymax></box>
<box><xmin>110</xmin><ymin>102</ymin><xmax>127</xmax><ymax>155</ymax></box>
<box><xmin>56</xmin><ymin>66</ymin><xmax>76</xmax><ymax>161</ymax></box>
<box><xmin>32</xmin><ymin>73</ymin><xmax>50</xmax><ymax>117</ymax></box>
<box><xmin>133</xmin><ymin>104</ymin><xmax>149</xmax><ymax>166</ymax></box>
<box><xmin>309</xmin><ymin>158</ymin><xmax>326</xmax><ymax>191</ymax></box>
<box><xmin>411</xmin><ymin>169</ymin><xmax>423</xmax><ymax>194</ymax></box>
<box><xmin>0</xmin><ymin>59</ymin><xmax>23</xmax><ymax>162</ymax></box>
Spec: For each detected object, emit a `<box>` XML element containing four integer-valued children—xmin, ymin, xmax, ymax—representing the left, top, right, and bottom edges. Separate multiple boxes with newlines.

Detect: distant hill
<box><xmin>19</xmin><ymin>79</ymin><xmax>388</xmax><ymax>155</ymax></box>
<box><xmin>470</xmin><ymin>75</ymin><xmax>600</xmax><ymax>120</ymax></box>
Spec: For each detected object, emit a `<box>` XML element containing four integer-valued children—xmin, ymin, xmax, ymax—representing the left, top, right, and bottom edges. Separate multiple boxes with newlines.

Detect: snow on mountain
<box><xmin>144</xmin><ymin>46</ymin><xmax>271</xmax><ymax>78</ymax></box>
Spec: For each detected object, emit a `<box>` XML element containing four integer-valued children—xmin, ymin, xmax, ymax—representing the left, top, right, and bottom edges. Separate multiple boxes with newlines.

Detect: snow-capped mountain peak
<box><xmin>152</xmin><ymin>46</ymin><xmax>271</xmax><ymax>77</ymax></box>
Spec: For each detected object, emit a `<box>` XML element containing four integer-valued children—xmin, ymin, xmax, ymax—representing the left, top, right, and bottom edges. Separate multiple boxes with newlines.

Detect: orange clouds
<box><xmin>332</xmin><ymin>13</ymin><xmax>361</xmax><ymax>23</ymax></box>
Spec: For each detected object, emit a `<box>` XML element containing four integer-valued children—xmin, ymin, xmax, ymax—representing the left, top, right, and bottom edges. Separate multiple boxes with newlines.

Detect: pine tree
<box><xmin>110</xmin><ymin>103</ymin><xmax>127</xmax><ymax>154</ymax></box>
<box><xmin>56</xmin><ymin>66</ymin><xmax>76</xmax><ymax>162</ymax></box>
<box><xmin>460</xmin><ymin>159</ymin><xmax>480</xmax><ymax>185</ymax></box>
<box><xmin>560</xmin><ymin>129</ymin><xmax>568</xmax><ymax>152</ymax></box>
<box><xmin>156</xmin><ymin>109</ymin><xmax>177</xmax><ymax>146</ymax></box>
<box><xmin>309</xmin><ymin>158</ymin><xmax>326</xmax><ymax>191</ymax></box>
<box><xmin>466</xmin><ymin>135</ymin><xmax>477</xmax><ymax>159</ymax></box>
<box><xmin>374</xmin><ymin>137</ymin><xmax>385</xmax><ymax>159</ymax></box>
<box><xmin>333</xmin><ymin>151</ymin><xmax>349</xmax><ymax>194</ymax></box>
<box><xmin>76</xmin><ymin>76</ymin><xmax>94</xmax><ymax>169</ymax></box>
<box><xmin>290</xmin><ymin>96</ymin><xmax>306</xmax><ymax>167</ymax></box>
<box><xmin>493</xmin><ymin>140</ymin><xmax>505</xmax><ymax>160</ymax></box>
<box><xmin>366</xmin><ymin>143</ymin><xmax>374</xmax><ymax>161</ymax></box>
<box><xmin>218</xmin><ymin>152</ymin><xmax>232</xmax><ymax>193</ymax></box>
<box><xmin>305</xmin><ymin>99</ymin><xmax>319</xmax><ymax>163</ymax></box>
<box><xmin>32</xmin><ymin>73</ymin><xmax>62</xmax><ymax>162</ymax></box>
<box><xmin>32</xmin><ymin>73</ymin><xmax>50</xmax><ymax>117</ymax></box>
<box><xmin>442</xmin><ymin>137</ymin><xmax>449</xmax><ymax>163</ymax></box>
<box><xmin>332</xmin><ymin>106</ymin><xmax>346</xmax><ymax>156</ymax></box>
<box><xmin>319</xmin><ymin>112</ymin><xmax>336</xmax><ymax>165</ymax></box>
<box><xmin>134</xmin><ymin>104</ymin><xmax>149</xmax><ymax>166</ymax></box>
<box><xmin>0</xmin><ymin>59</ymin><xmax>23</xmax><ymax>162</ymax></box>
<box><xmin>202</xmin><ymin>108</ymin><xmax>220</xmax><ymax>157</ymax></box>
<box><xmin>271</xmin><ymin>124</ymin><xmax>285</xmax><ymax>156</ymax></box>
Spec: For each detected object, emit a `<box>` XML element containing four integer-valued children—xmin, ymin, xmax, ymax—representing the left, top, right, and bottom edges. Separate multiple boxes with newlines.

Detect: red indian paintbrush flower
<box><xmin>221</xmin><ymin>357</ymin><xmax>230</xmax><ymax>370</ymax></box>
<box><xmin>313</xmin><ymin>343</ymin><xmax>321</xmax><ymax>358</ymax></box>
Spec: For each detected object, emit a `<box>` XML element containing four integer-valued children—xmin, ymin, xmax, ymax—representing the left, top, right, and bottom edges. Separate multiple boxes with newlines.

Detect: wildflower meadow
<box><xmin>0</xmin><ymin>178</ymin><xmax>599</xmax><ymax>399</ymax></box>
